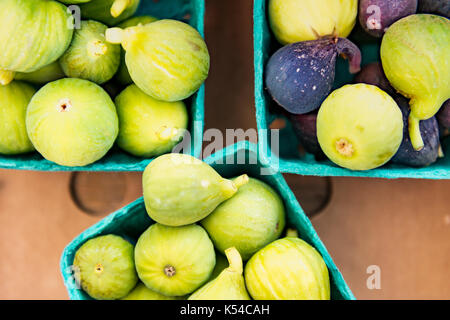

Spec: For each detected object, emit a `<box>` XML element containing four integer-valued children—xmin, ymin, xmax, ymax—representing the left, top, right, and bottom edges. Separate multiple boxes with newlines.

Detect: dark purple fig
<box><xmin>265</xmin><ymin>37</ymin><xmax>361</xmax><ymax>115</ymax></box>
<box><xmin>354</xmin><ymin>62</ymin><xmax>395</xmax><ymax>96</ymax></box>
<box><xmin>289</xmin><ymin>112</ymin><xmax>325</xmax><ymax>159</ymax></box>
<box><xmin>437</xmin><ymin>99</ymin><xmax>450</xmax><ymax>130</ymax></box>
<box><xmin>391</xmin><ymin>96</ymin><xmax>441</xmax><ymax>167</ymax></box>
<box><xmin>359</xmin><ymin>0</ymin><xmax>418</xmax><ymax>37</ymax></box>
<box><xmin>418</xmin><ymin>0</ymin><xmax>450</xmax><ymax>18</ymax></box>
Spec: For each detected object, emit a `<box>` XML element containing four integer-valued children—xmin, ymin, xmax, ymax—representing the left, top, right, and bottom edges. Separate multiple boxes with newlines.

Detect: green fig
<box><xmin>26</xmin><ymin>78</ymin><xmax>119</xmax><ymax>167</ymax></box>
<box><xmin>60</xmin><ymin>20</ymin><xmax>121</xmax><ymax>85</ymax></box>
<box><xmin>73</xmin><ymin>234</ymin><xmax>138</xmax><ymax>300</ymax></box>
<box><xmin>105</xmin><ymin>19</ymin><xmax>210</xmax><ymax>102</ymax></box>
<box><xmin>381</xmin><ymin>14</ymin><xmax>450</xmax><ymax>150</ymax></box>
<box><xmin>142</xmin><ymin>153</ymin><xmax>249</xmax><ymax>226</ymax></box>
<box><xmin>59</xmin><ymin>0</ymin><xmax>92</xmax><ymax>4</ymax></box>
<box><xmin>115</xmin><ymin>84</ymin><xmax>188</xmax><ymax>158</ymax></box>
<box><xmin>135</xmin><ymin>223</ymin><xmax>216</xmax><ymax>297</ymax></box>
<box><xmin>189</xmin><ymin>247</ymin><xmax>251</xmax><ymax>300</ymax></box>
<box><xmin>209</xmin><ymin>252</ymin><xmax>229</xmax><ymax>281</ymax></box>
<box><xmin>115</xmin><ymin>16</ymin><xmax>159</xmax><ymax>85</ymax></box>
<box><xmin>201</xmin><ymin>177</ymin><xmax>285</xmax><ymax>260</ymax></box>
<box><xmin>121</xmin><ymin>283</ymin><xmax>181</xmax><ymax>300</ymax></box>
<box><xmin>0</xmin><ymin>0</ymin><xmax>73</xmax><ymax>85</ymax></box>
<box><xmin>79</xmin><ymin>0</ymin><xmax>140</xmax><ymax>26</ymax></box>
<box><xmin>0</xmin><ymin>81</ymin><xmax>36</xmax><ymax>155</ymax></box>
<box><xmin>15</xmin><ymin>61</ymin><xmax>65</xmax><ymax>84</ymax></box>
<box><xmin>245</xmin><ymin>237</ymin><xmax>330</xmax><ymax>300</ymax></box>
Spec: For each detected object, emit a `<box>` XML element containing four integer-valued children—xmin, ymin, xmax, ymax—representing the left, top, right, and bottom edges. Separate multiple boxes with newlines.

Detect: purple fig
<box><xmin>289</xmin><ymin>112</ymin><xmax>325</xmax><ymax>159</ymax></box>
<box><xmin>265</xmin><ymin>37</ymin><xmax>361</xmax><ymax>115</ymax></box>
<box><xmin>354</xmin><ymin>62</ymin><xmax>395</xmax><ymax>96</ymax></box>
<box><xmin>418</xmin><ymin>0</ymin><xmax>450</xmax><ymax>18</ymax></box>
<box><xmin>437</xmin><ymin>99</ymin><xmax>450</xmax><ymax>130</ymax></box>
<box><xmin>359</xmin><ymin>0</ymin><xmax>418</xmax><ymax>37</ymax></box>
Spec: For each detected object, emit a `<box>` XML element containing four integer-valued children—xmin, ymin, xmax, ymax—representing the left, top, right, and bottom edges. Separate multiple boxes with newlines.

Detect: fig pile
<box><xmin>266</xmin><ymin>1</ymin><xmax>450</xmax><ymax>171</ymax></box>
<box><xmin>0</xmin><ymin>1</ymin><xmax>209</xmax><ymax>166</ymax></box>
<box><xmin>71</xmin><ymin>153</ymin><xmax>331</xmax><ymax>300</ymax></box>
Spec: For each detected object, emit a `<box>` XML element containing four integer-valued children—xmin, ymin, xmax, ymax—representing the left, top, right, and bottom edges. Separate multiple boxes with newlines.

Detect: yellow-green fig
<box><xmin>134</xmin><ymin>223</ymin><xmax>216</xmax><ymax>297</ymax></box>
<box><xmin>106</xmin><ymin>19</ymin><xmax>210</xmax><ymax>102</ymax></box>
<box><xmin>142</xmin><ymin>153</ymin><xmax>249</xmax><ymax>226</ymax></box>
<box><xmin>121</xmin><ymin>283</ymin><xmax>180</xmax><ymax>300</ymax></box>
<box><xmin>201</xmin><ymin>177</ymin><xmax>285</xmax><ymax>260</ymax></box>
<box><xmin>245</xmin><ymin>237</ymin><xmax>330</xmax><ymax>300</ymax></box>
<box><xmin>115</xmin><ymin>84</ymin><xmax>188</xmax><ymax>158</ymax></box>
<box><xmin>0</xmin><ymin>0</ymin><xmax>73</xmax><ymax>85</ymax></box>
<box><xmin>317</xmin><ymin>84</ymin><xmax>403</xmax><ymax>170</ymax></box>
<box><xmin>189</xmin><ymin>247</ymin><xmax>251</xmax><ymax>300</ymax></box>
<box><xmin>268</xmin><ymin>0</ymin><xmax>358</xmax><ymax>44</ymax></box>
<box><xmin>381</xmin><ymin>14</ymin><xmax>450</xmax><ymax>150</ymax></box>
<box><xmin>15</xmin><ymin>61</ymin><xmax>65</xmax><ymax>84</ymax></box>
<box><xmin>79</xmin><ymin>0</ymin><xmax>140</xmax><ymax>26</ymax></box>
<box><xmin>0</xmin><ymin>81</ymin><xmax>36</xmax><ymax>155</ymax></box>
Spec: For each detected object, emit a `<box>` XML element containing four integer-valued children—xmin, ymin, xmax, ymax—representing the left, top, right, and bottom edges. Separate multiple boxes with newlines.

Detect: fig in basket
<box><xmin>26</xmin><ymin>78</ymin><xmax>119</xmax><ymax>167</ymax></box>
<box><xmin>121</xmin><ymin>283</ymin><xmax>181</xmax><ymax>300</ymax></box>
<box><xmin>189</xmin><ymin>247</ymin><xmax>251</xmax><ymax>300</ymax></box>
<box><xmin>73</xmin><ymin>234</ymin><xmax>138</xmax><ymax>300</ymax></box>
<box><xmin>142</xmin><ymin>153</ymin><xmax>249</xmax><ymax>226</ymax></box>
<box><xmin>0</xmin><ymin>82</ymin><xmax>36</xmax><ymax>155</ymax></box>
<box><xmin>60</xmin><ymin>20</ymin><xmax>121</xmax><ymax>85</ymax></box>
<box><xmin>79</xmin><ymin>0</ymin><xmax>141</xmax><ymax>26</ymax></box>
<box><xmin>135</xmin><ymin>223</ymin><xmax>216</xmax><ymax>297</ymax></box>
<box><xmin>0</xmin><ymin>0</ymin><xmax>73</xmax><ymax>85</ymax></box>
<box><xmin>437</xmin><ymin>100</ymin><xmax>450</xmax><ymax>130</ymax></box>
<box><xmin>417</xmin><ymin>0</ymin><xmax>450</xmax><ymax>18</ymax></box>
<box><xmin>201</xmin><ymin>177</ymin><xmax>285</xmax><ymax>261</ymax></box>
<box><xmin>106</xmin><ymin>19</ymin><xmax>210</xmax><ymax>102</ymax></box>
<box><xmin>381</xmin><ymin>14</ymin><xmax>450</xmax><ymax>151</ymax></box>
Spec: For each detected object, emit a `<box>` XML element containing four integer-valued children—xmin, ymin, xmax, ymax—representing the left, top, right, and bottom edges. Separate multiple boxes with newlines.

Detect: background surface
<box><xmin>0</xmin><ymin>0</ymin><xmax>449</xmax><ymax>299</ymax></box>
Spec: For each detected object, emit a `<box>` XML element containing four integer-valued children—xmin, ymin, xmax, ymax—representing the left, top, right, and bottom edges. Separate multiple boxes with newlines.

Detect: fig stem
<box><xmin>408</xmin><ymin>114</ymin><xmax>425</xmax><ymax>151</ymax></box>
<box><xmin>111</xmin><ymin>0</ymin><xmax>132</xmax><ymax>18</ymax></box>
<box><xmin>336</xmin><ymin>38</ymin><xmax>362</xmax><ymax>74</ymax></box>
<box><xmin>0</xmin><ymin>69</ymin><xmax>15</xmax><ymax>86</ymax></box>
<box><xmin>224</xmin><ymin>247</ymin><xmax>243</xmax><ymax>274</ymax></box>
<box><xmin>105</xmin><ymin>28</ymin><xmax>124</xmax><ymax>44</ymax></box>
<box><xmin>232</xmin><ymin>174</ymin><xmax>249</xmax><ymax>189</ymax></box>
<box><xmin>286</xmin><ymin>228</ymin><xmax>299</xmax><ymax>238</ymax></box>
<box><xmin>438</xmin><ymin>145</ymin><xmax>444</xmax><ymax>158</ymax></box>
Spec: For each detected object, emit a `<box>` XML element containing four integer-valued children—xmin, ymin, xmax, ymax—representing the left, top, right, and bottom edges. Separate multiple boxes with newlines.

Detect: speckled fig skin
<box><xmin>289</xmin><ymin>112</ymin><xmax>325</xmax><ymax>159</ymax></box>
<box><xmin>73</xmin><ymin>235</ymin><xmax>138</xmax><ymax>300</ymax></box>
<box><xmin>115</xmin><ymin>84</ymin><xmax>188</xmax><ymax>157</ymax></box>
<box><xmin>244</xmin><ymin>237</ymin><xmax>330</xmax><ymax>300</ymax></box>
<box><xmin>79</xmin><ymin>0</ymin><xmax>140</xmax><ymax>26</ymax></box>
<box><xmin>265</xmin><ymin>37</ymin><xmax>361</xmax><ymax>114</ymax></box>
<box><xmin>142</xmin><ymin>153</ymin><xmax>249</xmax><ymax>226</ymax></box>
<box><xmin>359</xmin><ymin>0</ymin><xmax>417</xmax><ymax>38</ymax></box>
<box><xmin>15</xmin><ymin>62</ymin><xmax>65</xmax><ymax>84</ymax></box>
<box><xmin>317</xmin><ymin>84</ymin><xmax>403</xmax><ymax>171</ymax></box>
<box><xmin>418</xmin><ymin>0</ymin><xmax>450</xmax><ymax>18</ymax></box>
<box><xmin>0</xmin><ymin>81</ymin><xmax>36</xmax><ymax>155</ymax></box>
<box><xmin>134</xmin><ymin>223</ymin><xmax>216</xmax><ymax>297</ymax></box>
<box><xmin>121</xmin><ymin>283</ymin><xmax>180</xmax><ymax>300</ymax></box>
<box><xmin>268</xmin><ymin>0</ymin><xmax>358</xmax><ymax>44</ymax></box>
<box><xmin>0</xmin><ymin>0</ymin><xmax>73</xmax><ymax>84</ymax></box>
<box><xmin>437</xmin><ymin>100</ymin><xmax>450</xmax><ymax>130</ymax></box>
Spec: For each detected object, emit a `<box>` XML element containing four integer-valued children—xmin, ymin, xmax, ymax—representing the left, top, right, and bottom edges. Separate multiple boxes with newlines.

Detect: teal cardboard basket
<box><xmin>60</xmin><ymin>141</ymin><xmax>355</xmax><ymax>300</ymax></box>
<box><xmin>254</xmin><ymin>0</ymin><xmax>450</xmax><ymax>179</ymax></box>
<box><xmin>0</xmin><ymin>0</ymin><xmax>205</xmax><ymax>172</ymax></box>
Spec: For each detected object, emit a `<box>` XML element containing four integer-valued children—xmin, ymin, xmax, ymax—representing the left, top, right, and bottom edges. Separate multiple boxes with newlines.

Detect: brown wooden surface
<box><xmin>0</xmin><ymin>0</ymin><xmax>448</xmax><ymax>299</ymax></box>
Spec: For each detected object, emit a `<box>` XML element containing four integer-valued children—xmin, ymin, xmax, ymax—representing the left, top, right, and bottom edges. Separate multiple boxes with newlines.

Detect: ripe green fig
<box><xmin>59</xmin><ymin>0</ymin><xmax>92</xmax><ymax>3</ymax></box>
<box><xmin>79</xmin><ymin>0</ymin><xmax>140</xmax><ymax>26</ymax></box>
<box><xmin>201</xmin><ymin>177</ymin><xmax>285</xmax><ymax>260</ymax></box>
<box><xmin>0</xmin><ymin>0</ymin><xmax>73</xmax><ymax>85</ymax></box>
<box><xmin>189</xmin><ymin>247</ymin><xmax>251</xmax><ymax>300</ymax></box>
<box><xmin>143</xmin><ymin>153</ymin><xmax>249</xmax><ymax>226</ymax></box>
<box><xmin>106</xmin><ymin>19</ymin><xmax>210</xmax><ymax>102</ymax></box>
<box><xmin>73</xmin><ymin>234</ymin><xmax>138</xmax><ymax>300</ymax></box>
<box><xmin>115</xmin><ymin>84</ymin><xmax>188</xmax><ymax>158</ymax></box>
<box><xmin>60</xmin><ymin>20</ymin><xmax>121</xmax><ymax>84</ymax></box>
<box><xmin>0</xmin><ymin>81</ymin><xmax>36</xmax><ymax>155</ymax></box>
<box><xmin>15</xmin><ymin>62</ymin><xmax>65</xmax><ymax>84</ymax></box>
<box><xmin>209</xmin><ymin>252</ymin><xmax>229</xmax><ymax>281</ymax></box>
<box><xmin>317</xmin><ymin>84</ymin><xmax>403</xmax><ymax>170</ymax></box>
<box><xmin>26</xmin><ymin>78</ymin><xmax>119</xmax><ymax>167</ymax></box>
<box><xmin>135</xmin><ymin>223</ymin><xmax>216</xmax><ymax>297</ymax></box>
<box><xmin>245</xmin><ymin>237</ymin><xmax>330</xmax><ymax>300</ymax></box>
<box><xmin>121</xmin><ymin>283</ymin><xmax>180</xmax><ymax>300</ymax></box>
<box><xmin>381</xmin><ymin>14</ymin><xmax>450</xmax><ymax>150</ymax></box>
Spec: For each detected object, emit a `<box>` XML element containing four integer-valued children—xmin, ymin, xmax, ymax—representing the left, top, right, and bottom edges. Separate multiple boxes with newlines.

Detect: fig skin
<box><xmin>142</xmin><ymin>153</ymin><xmax>249</xmax><ymax>227</ymax></box>
<box><xmin>121</xmin><ymin>283</ymin><xmax>180</xmax><ymax>300</ymax></box>
<box><xmin>79</xmin><ymin>0</ymin><xmax>141</xmax><ymax>26</ymax></box>
<box><xmin>244</xmin><ymin>237</ymin><xmax>330</xmax><ymax>300</ymax></box>
<box><xmin>134</xmin><ymin>223</ymin><xmax>216</xmax><ymax>297</ymax></box>
<box><xmin>189</xmin><ymin>247</ymin><xmax>251</xmax><ymax>300</ymax></box>
<box><xmin>317</xmin><ymin>84</ymin><xmax>403</xmax><ymax>171</ymax></box>
<box><xmin>0</xmin><ymin>81</ymin><xmax>36</xmax><ymax>155</ymax></box>
<box><xmin>289</xmin><ymin>112</ymin><xmax>325</xmax><ymax>158</ymax></box>
<box><xmin>437</xmin><ymin>100</ymin><xmax>450</xmax><ymax>130</ymax></box>
<box><xmin>73</xmin><ymin>234</ymin><xmax>138</xmax><ymax>300</ymax></box>
<box><xmin>268</xmin><ymin>0</ymin><xmax>358</xmax><ymax>44</ymax></box>
<box><xmin>354</xmin><ymin>62</ymin><xmax>396</xmax><ymax>96</ymax></box>
<box><xmin>418</xmin><ymin>0</ymin><xmax>450</xmax><ymax>18</ymax></box>
<box><xmin>265</xmin><ymin>37</ymin><xmax>361</xmax><ymax>114</ymax></box>
<box><xmin>15</xmin><ymin>61</ymin><xmax>65</xmax><ymax>84</ymax></box>
<box><xmin>380</xmin><ymin>14</ymin><xmax>450</xmax><ymax>150</ymax></box>
<box><xmin>26</xmin><ymin>78</ymin><xmax>119</xmax><ymax>167</ymax></box>
<box><xmin>359</xmin><ymin>0</ymin><xmax>418</xmax><ymax>38</ymax></box>
<box><xmin>115</xmin><ymin>84</ymin><xmax>188</xmax><ymax>158</ymax></box>
<box><xmin>106</xmin><ymin>19</ymin><xmax>210</xmax><ymax>102</ymax></box>
<box><xmin>201</xmin><ymin>177</ymin><xmax>285</xmax><ymax>261</ymax></box>
<box><xmin>60</xmin><ymin>20</ymin><xmax>121</xmax><ymax>85</ymax></box>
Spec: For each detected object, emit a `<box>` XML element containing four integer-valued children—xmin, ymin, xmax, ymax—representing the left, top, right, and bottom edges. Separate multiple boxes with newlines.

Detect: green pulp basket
<box><xmin>0</xmin><ymin>0</ymin><xmax>205</xmax><ymax>172</ymax></box>
<box><xmin>60</xmin><ymin>141</ymin><xmax>355</xmax><ymax>300</ymax></box>
<box><xmin>254</xmin><ymin>0</ymin><xmax>450</xmax><ymax>179</ymax></box>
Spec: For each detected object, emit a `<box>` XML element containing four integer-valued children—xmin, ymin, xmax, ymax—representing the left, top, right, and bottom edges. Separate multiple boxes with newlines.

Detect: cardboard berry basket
<box><xmin>253</xmin><ymin>0</ymin><xmax>450</xmax><ymax>179</ymax></box>
<box><xmin>0</xmin><ymin>0</ymin><xmax>205</xmax><ymax>172</ymax></box>
<box><xmin>60</xmin><ymin>141</ymin><xmax>355</xmax><ymax>300</ymax></box>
